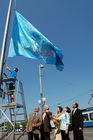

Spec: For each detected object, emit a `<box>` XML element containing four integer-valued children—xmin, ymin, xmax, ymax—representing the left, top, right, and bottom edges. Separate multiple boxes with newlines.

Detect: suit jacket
<box><xmin>26</xmin><ymin>113</ymin><xmax>42</xmax><ymax>134</ymax></box>
<box><xmin>72</xmin><ymin>108</ymin><xmax>83</xmax><ymax>130</ymax></box>
<box><xmin>43</xmin><ymin>112</ymin><xmax>52</xmax><ymax>132</ymax></box>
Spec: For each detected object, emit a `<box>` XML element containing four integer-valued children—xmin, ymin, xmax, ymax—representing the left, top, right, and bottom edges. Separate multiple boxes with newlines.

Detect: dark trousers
<box><xmin>44</xmin><ymin>132</ymin><xmax>50</xmax><ymax>140</ymax></box>
<box><xmin>41</xmin><ymin>133</ymin><xmax>45</xmax><ymax>140</ymax></box>
<box><xmin>40</xmin><ymin>124</ymin><xmax>45</xmax><ymax>140</ymax></box>
<box><xmin>61</xmin><ymin>130</ymin><xmax>70</xmax><ymax>140</ymax></box>
<box><xmin>28</xmin><ymin>132</ymin><xmax>39</xmax><ymax>140</ymax></box>
<box><xmin>41</xmin><ymin>132</ymin><xmax>50</xmax><ymax>140</ymax></box>
<box><xmin>40</xmin><ymin>124</ymin><xmax>50</xmax><ymax>140</ymax></box>
<box><xmin>73</xmin><ymin>130</ymin><xmax>84</xmax><ymax>140</ymax></box>
<box><xmin>9</xmin><ymin>83</ymin><xmax>15</xmax><ymax>90</ymax></box>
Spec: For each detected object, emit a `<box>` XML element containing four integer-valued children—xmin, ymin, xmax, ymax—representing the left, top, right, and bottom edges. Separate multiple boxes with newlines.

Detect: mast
<box><xmin>0</xmin><ymin>0</ymin><xmax>13</xmax><ymax>87</ymax></box>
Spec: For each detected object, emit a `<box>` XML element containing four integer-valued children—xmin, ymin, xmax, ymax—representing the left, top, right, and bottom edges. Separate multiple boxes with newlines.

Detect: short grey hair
<box><xmin>44</xmin><ymin>105</ymin><xmax>49</xmax><ymax>110</ymax></box>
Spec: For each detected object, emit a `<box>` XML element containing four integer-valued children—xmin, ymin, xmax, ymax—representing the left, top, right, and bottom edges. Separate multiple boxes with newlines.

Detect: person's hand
<box><xmin>32</xmin><ymin>124</ymin><xmax>36</xmax><ymax>127</ymax></box>
<box><xmin>79</xmin><ymin>127</ymin><xmax>82</xmax><ymax>131</ymax></box>
<box><xmin>65</xmin><ymin>130</ymin><xmax>68</xmax><ymax>134</ymax></box>
<box><xmin>53</xmin><ymin>119</ymin><xmax>56</xmax><ymax>123</ymax></box>
<box><xmin>6</xmin><ymin>64</ymin><xmax>10</xmax><ymax>71</ymax></box>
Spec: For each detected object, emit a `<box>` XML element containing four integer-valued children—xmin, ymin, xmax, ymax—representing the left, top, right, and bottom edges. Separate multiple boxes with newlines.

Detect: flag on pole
<box><xmin>9</xmin><ymin>11</ymin><xmax>64</xmax><ymax>71</ymax></box>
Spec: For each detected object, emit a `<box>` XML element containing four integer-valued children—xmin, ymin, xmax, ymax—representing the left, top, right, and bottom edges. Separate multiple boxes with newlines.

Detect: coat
<box><xmin>26</xmin><ymin>113</ymin><xmax>42</xmax><ymax>134</ymax></box>
<box><xmin>72</xmin><ymin>108</ymin><xmax>83</xmax><ymax>130</ymax></box>
<box><xmin>43</xmin><ymin>112</ymin><xmax>52</xmax><ymax>132</ymax></box>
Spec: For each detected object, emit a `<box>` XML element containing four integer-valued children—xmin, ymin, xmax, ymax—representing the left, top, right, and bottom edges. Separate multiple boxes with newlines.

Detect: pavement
<box><xmin>51</xmin><ymin>127</ymin><xmax>93</xmax><ymax>140</ymax></box>
<box><xmin>0</xmin><ymin>127</ymin><xmax>93</xmax><ymax>140</ymax></box>
<box><xmin>69</xmin><ymin>127</ymin><xmax>93</xmax><ymax>140</ymax></box>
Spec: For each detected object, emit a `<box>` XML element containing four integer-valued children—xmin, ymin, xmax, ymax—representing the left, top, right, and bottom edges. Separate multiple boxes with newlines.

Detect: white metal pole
<box><xmin>0</xmin><ymin>109</ymin><xmax>14</xmax><ymax>127</ymax></box>
<box><xmin>39</xmin><ymin>65</ymin><xmax>43</xmax><ymax>113</ymax></box>
<box><xmin>0</xmin><ymin>0</ymin><xmax>13</xmax><ymax>87</ymax></box>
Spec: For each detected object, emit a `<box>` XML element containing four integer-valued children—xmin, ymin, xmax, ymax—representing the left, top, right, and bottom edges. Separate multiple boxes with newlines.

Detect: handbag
<box><xmin>54</xmin><ymin>120</ymin><xmax>60</xmax><ymax>128</ymax></box>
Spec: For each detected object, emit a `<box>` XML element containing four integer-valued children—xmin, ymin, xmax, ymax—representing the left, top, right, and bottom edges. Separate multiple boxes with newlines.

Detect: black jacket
<box><xmin>72</xmin><ymin>108</ymin><xmax>83</xmax><ymax>130</ymax></box>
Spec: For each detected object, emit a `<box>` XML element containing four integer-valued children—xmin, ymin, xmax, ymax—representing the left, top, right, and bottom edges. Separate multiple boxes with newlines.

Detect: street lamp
<box><xmin>42</xmin><ymin>97</ymin><xmax>46</xmax><ymax>103</ymax></box>
<box><xmin>38</xmin><ymin>97</ymin><xmax>46</xmax><ymax>113</ymax></box>
<box><xmin>39</xmin><ymin>64</ymin><xmax>46</xmax><ymax>113</ymax></box>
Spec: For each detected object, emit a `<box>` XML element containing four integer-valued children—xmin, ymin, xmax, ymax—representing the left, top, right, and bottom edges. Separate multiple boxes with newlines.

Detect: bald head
<box><xmin>34</xmin><ymin>107</ymin><xmax>40</xmax><ymax>113</ymax></box>
<box><xmin>72</xmin><ymin>102</ymin><xmax>78</xmax><ymax>109</ymax></box>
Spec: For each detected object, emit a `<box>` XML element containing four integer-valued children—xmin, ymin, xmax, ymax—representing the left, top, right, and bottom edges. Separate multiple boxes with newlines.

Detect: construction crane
<box><xmin>88</xmin><ymin>93</ymin><xmax>93</xmax><ymax>104</ymax></box>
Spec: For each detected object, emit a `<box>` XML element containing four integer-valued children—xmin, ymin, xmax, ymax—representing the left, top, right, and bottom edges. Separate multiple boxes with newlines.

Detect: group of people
<box><xmin>26</xmin><ymin>105</ymin><xmax>52</xmax><ymax>140</ymax></box>
<box><xmin>26</xmin><ymin>102</ymin><xmax>84</xmax><ymax>140</ymax></box>
<box><xmin>3</xmin><ymin>65</ymin><xmax>84</xmax><ymax>140</ymax></box>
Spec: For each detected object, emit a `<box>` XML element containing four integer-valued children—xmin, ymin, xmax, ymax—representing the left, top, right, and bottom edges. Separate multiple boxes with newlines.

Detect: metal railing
<box><xmin>0</xmin><ymin>128</ymin><xmax>12</xmax><ymax>140</ymax></box>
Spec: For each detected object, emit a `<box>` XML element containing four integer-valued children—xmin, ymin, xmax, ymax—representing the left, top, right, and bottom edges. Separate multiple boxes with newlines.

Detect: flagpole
<box><xmin>0</xmin><ymin>0</ymin><xmax>13</xmax><ymax>87</ymax></box>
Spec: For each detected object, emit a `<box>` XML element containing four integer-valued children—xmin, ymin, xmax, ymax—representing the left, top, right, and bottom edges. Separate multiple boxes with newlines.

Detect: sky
<box><xmin>0</xmin><ymin>0</ymin><xmax>93</xmax><ymax>115</ymax></box>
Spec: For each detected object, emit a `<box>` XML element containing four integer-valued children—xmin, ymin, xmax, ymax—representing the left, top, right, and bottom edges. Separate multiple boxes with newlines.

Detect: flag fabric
<box><xmin>9</xmin><ymin>11</ymin><xmax>64</xmax><ymax>71</ymax></box>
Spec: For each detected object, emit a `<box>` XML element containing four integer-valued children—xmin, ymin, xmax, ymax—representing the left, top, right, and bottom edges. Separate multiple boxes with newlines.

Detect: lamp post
<box><xmin>38</xmin><ymin>97</ymin><xmax>46</xmax><ymax>113</ymax></box>
<box><xmin>39</xmin><ymin>64</ymin><xmax>46</xmax><ymax>113</ymax></box>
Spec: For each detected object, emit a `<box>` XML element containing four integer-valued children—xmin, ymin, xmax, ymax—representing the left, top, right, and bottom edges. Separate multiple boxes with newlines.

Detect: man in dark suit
<box><xmin>26</xmin><ymin>107</ymin><xmax>42</xmax><ymax>140</ymax></box>
<box><xmin>41</xmin><ymin>105</ymin><xmax>52</xmax><ymax>140</ymax></box>
<box><xmin>72</xmin><ymin>102</ymin><xmax>84</xmax><ymax>140</ymax></box>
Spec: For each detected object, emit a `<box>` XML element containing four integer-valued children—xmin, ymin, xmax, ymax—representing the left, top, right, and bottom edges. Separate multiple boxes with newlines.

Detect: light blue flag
<box><xmin>9</xmin><ymin>11</ymin><xmax>64</xmax><ymax>71</ymax></box>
